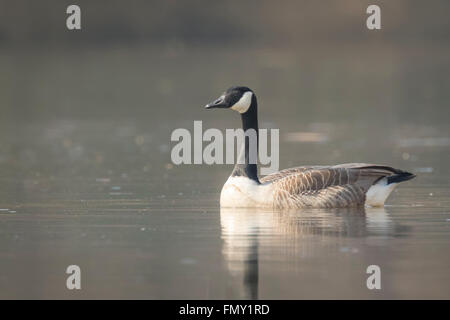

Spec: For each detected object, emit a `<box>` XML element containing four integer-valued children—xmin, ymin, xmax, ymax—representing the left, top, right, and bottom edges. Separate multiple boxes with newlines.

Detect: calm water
<box><xmin>0</xmin><ymin>45</ymin><xmax>449</xmax><ymax>299</ymax></box>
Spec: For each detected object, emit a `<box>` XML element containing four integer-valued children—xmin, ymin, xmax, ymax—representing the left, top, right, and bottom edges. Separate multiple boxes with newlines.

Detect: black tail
<box><xmin>387</xmin><ymin>171</ymin><xmax>416</xmax><ymax>184</ymax></box>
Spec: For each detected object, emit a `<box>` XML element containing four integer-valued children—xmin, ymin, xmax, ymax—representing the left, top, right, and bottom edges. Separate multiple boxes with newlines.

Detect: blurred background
<box><xmin>0</xmin><ymin>0</ymin><xmax>449</xmax><ymax>299</ymax></box>
<box><xmin>1</xmin><ymin>0</ymin><xmax>450</xmax><ymax>121</ymax></box>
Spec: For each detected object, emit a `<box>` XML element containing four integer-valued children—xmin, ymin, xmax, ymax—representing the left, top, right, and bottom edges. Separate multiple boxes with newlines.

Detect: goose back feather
<box><xmin>260</xmin><ymin>163</ymin><xmax>414</xmax><ymax>208</ymax></box>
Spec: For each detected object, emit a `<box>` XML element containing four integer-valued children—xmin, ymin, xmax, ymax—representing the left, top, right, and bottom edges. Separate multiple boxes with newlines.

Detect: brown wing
<box><xmin>260</xmin><ymin>166</ymin><xmax>328</xmax><ymax>183</ymax></box>
<box><xmin>262</xmin><ymin>163</ymin><xmax>400</xmax><ymax>208</ymax></box>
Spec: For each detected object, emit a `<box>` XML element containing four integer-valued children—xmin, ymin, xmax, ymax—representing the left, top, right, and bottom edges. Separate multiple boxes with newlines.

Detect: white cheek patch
<box><xmin>231</xmin><ymin>91</ymin><xmax>253</xmax><ymax>114</ymax></box>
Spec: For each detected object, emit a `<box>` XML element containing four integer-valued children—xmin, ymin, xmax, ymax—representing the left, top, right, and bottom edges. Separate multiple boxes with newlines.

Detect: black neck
<box><xmin>231</xmin><ymin>95</ymin><xmax>259</xmax><ymax>183</ymax></box>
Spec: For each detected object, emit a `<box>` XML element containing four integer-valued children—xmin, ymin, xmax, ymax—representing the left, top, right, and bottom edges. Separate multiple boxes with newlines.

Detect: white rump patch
<box><xmin>231</xmin><ymin>91</ymin><xmax>253</xmax><ymax>114</ymax></box>
<box><xmin>365</xmin><ymin>177</ymin><xmax>398</xmax><ymax>207</ymax></box>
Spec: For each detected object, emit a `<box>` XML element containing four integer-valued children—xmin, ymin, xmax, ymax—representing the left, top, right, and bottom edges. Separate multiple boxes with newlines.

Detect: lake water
<box><xmin>0</xmin><ymin>45</ymin><xmax>449</xmax><ymax>299</ymax></box>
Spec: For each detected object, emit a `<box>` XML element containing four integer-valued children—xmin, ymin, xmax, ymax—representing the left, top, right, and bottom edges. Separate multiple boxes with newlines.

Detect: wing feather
<box><xmin>261</xmin><ymin>163</ymin><xmax>400</xmax><ymax>208</ymax></box>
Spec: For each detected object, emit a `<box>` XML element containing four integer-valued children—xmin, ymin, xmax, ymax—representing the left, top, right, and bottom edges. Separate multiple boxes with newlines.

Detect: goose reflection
<box><xmin>220</xmin><ymin>206</ymin><xmax>392</xmax><ymax>299</ymax></box>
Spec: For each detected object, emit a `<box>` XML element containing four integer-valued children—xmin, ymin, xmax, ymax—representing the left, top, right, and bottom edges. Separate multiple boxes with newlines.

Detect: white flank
<box><xmin>365</xmin><ymin>177</ymin><xmax>398</xmax><ymax>207</ymax></box>
<box><xmin>230</xmin><ymin>91</ymin><xmax>253</xmax><ymax>114</ymax></box>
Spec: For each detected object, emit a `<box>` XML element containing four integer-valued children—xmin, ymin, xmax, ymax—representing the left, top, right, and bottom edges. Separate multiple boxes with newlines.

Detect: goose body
<box><xmin>205</xmin><ymin>86</ymin><xmax>415</xmax><ymax>209</ymax></box>
<box><xmin>220</xmin><ymin>164</ymin><xmax>415</xmax><ymax>209</ymax></box>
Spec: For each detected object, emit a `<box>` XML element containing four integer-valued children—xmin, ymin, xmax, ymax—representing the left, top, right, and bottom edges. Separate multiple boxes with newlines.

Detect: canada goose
<box><xmin>205</xmin><ymin>86</ymin><xmax>416</xmax><ymax>209</ymax></box>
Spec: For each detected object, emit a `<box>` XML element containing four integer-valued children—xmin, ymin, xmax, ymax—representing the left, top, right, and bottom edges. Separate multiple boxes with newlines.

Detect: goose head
<box><xmin>205</xmin><ymin>86</ymin><xmax>255</xmax><ymax>114</ymax></box>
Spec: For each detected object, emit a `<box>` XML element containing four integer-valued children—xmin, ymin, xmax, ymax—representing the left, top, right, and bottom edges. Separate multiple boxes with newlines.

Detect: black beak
<box><xmin>205</xmin><ymin>97</ymin><xmax>228</xmax><ymax>109</ymax></box>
